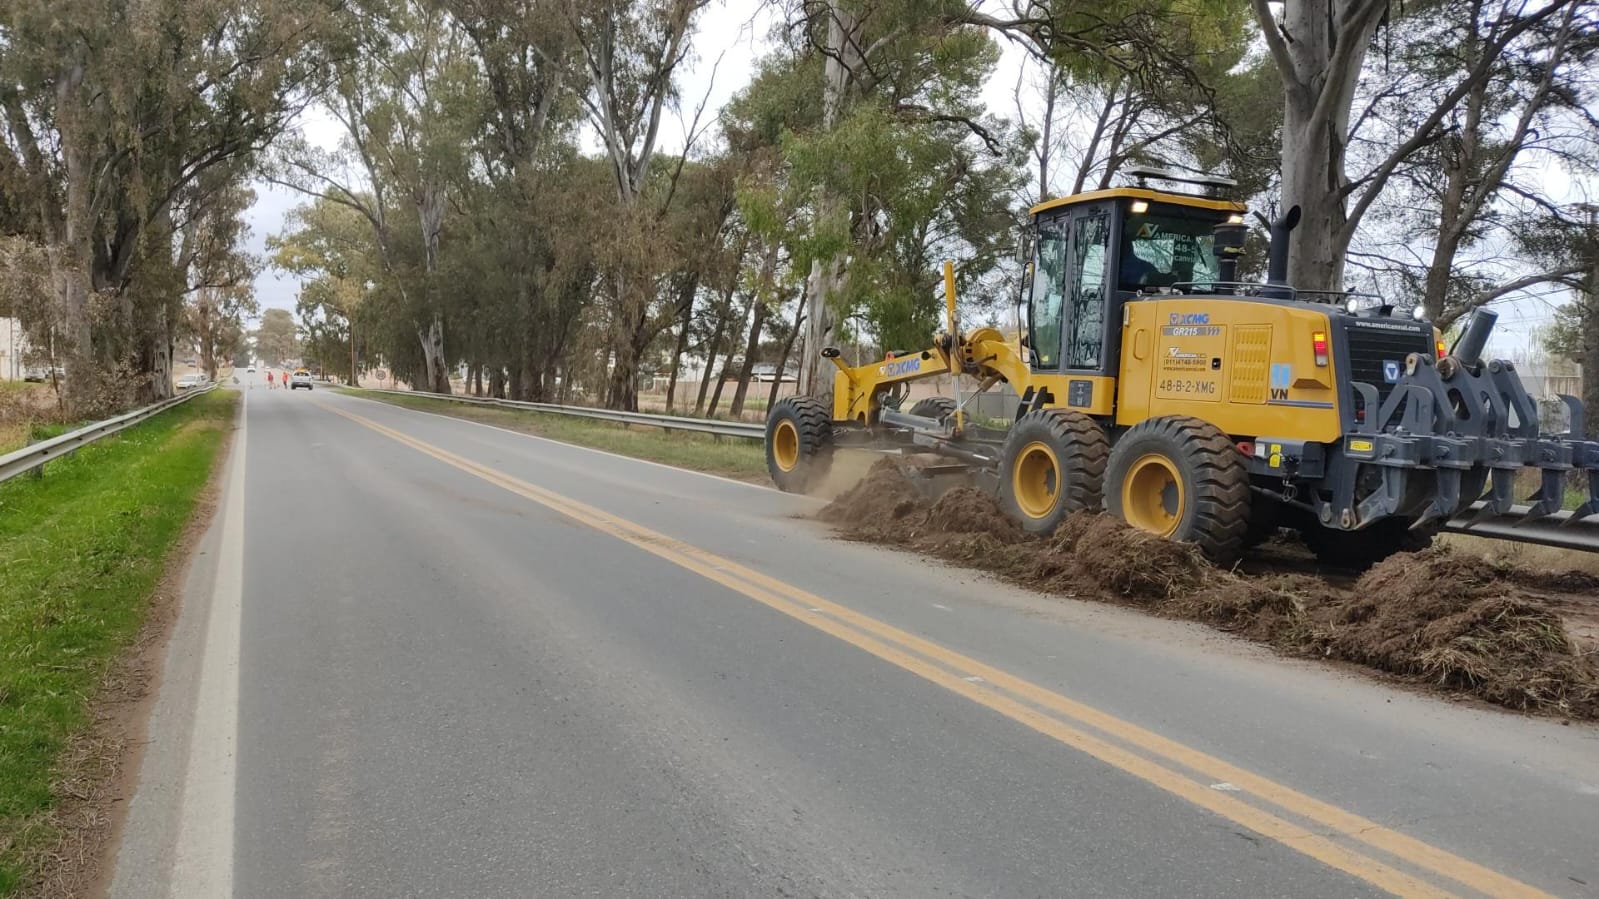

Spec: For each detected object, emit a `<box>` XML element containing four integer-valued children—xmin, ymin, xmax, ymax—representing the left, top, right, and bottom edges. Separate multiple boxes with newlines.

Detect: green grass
<box><xmin>0</xmin><ymin>389</ymin><xmax>236</xmax><ymax>894</ymax></box>
<box><xmin>339</xmin><ymin>388</ymin><xmax>768</xmax><ymax>481</ymax></box>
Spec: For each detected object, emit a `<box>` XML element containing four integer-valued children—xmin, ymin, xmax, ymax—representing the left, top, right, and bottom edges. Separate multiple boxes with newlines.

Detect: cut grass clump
<box><xmin>820</xmin><ymin>461</ymin><xmax>1599</xmax><ymax>719</ymax></box>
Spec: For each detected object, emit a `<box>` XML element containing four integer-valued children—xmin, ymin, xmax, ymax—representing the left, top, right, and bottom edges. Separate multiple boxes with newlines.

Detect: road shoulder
<box><xmin>97</xmin><ymin>395</ymin><xmax>243</xmax><ymax>899</ymax></box>
<box><xmin>1</xmin><ymin>394</ymin><xmax>237</xmax><ymax>899</ymax></box>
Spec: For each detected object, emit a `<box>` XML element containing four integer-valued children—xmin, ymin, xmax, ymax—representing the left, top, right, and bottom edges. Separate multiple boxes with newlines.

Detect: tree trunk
<box><xmin>707</xmin><ymin>290</ymin><xmax>756</xmax><ymax>417</ymax></box>
<box><xmin>415</xmin><ymin>181</ymin><xmax>452</xmax><ymax>394</ymax></box>
<box><xmin>1423</xmin><ymin>50</ymin><xmax>1489</xmax><ymax>322</ymax></box>
<box><xmin>798</xmin><ymin>2</ymin><xmax>860</xmax><ymax>402</ymax></box>
<box><xmin>1279</xmin><ymin>113</ymin><xmax>1351</xmax><ymax>293</ymax></box>
<box><xmin>767</xmin><ymin>302</ymin><xmax>806</xmax><ymax>411</ymax></box>
<box><xmin>665</xmin><ymin>305</ymin><xmax>692</xmax><ymax>413</ymax></box>
<box><xmin>489</xmin><ymin>365</ymin><xmax>506</xmax><ymax>399</ymax></box>
<box><xmin>1260</xmin><ymin>0</ymin><xmax>1386</xmax><ymax>293</ymax></box>
<box><xmin>728</xmin><ymin>297</ymin><xmax>768</xmax><ymax>418</ymax></box>
<box><xmin>799</xmin><ymin>254</ymin><xmax>841</xmax><ymax>399</ymax></box>
<box><xmin>694</xmin><ymin>287</ymin><xmax>736</xmax><ymax>416</ymax></box>
<box><xmin>135</xmin><ymin>304</ymin><xmax>174</xmax><ymax>404</ymax></box>
<box><xmin>1584</xmin><ymin>245</ymin><xmax>1599</xmax><ymax>440</ymax></box>
<box><xmin>55</xmin><ymin>173</ymin><xmax>96</xmax><ymax>414</ymax></box>
<box><xmin>416</xmin><ymin>314</ymin><xmax>451</xmax><ymax>394</ymax></box>
<box><xmin>605</xmin><ymin>326</ymin><xmax>641</xmax><ymax>411</ymax></box>
<box><xmin>200</xmin><ymin>308</ymin><xmax>218</xmax><ymax>381</ymax></box>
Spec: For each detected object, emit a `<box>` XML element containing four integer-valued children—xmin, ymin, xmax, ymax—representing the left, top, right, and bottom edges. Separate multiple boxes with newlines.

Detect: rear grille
<box><xmin>1342</xmin><ymin>318</ymin><xmax>1433</xmax><ymax>426</ymax></box>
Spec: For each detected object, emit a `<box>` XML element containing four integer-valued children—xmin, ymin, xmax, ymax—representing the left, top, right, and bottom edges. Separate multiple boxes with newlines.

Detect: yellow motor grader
<box><xmin>763</xmin><ymin>175</ymin><xmax>1599</xmax><ymax>567</ymax></box>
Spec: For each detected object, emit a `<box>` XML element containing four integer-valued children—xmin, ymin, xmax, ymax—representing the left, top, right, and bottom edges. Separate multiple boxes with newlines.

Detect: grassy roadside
<box><xmin>337</xmin><ymin>388</ymin><xmax>768</xmax><ymax>481</ymax></box>
<box><xmin>0</xmin><ymin>389</ymin><xmax>237</xmax><ymax>895</ymax></box>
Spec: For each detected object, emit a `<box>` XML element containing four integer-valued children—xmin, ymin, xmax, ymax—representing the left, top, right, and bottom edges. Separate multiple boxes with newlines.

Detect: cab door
<box><xmin>1063</xmin><ymin>205</ymin><xmax>1111</xmax><ymax>374</ymax></box>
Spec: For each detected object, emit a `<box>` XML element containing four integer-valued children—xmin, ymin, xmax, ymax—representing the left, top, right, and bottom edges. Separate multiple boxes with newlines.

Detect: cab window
<box><xmin>1028</xmin><ymin>220</ymin><xmax>1067</xmax><ymax>370</ymax></box>
<box><xmin>1119</xmin><ymin>210</ymin><xmax>1223</xmax><ymax>291</ymax></box>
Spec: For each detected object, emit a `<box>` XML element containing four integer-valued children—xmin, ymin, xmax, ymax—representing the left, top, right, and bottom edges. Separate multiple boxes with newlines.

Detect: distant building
<box><xmin>1509</xmin><ymin>358</ymin><xmax>1583</xmax><ymax>433</ymax></box>
<box><xmin>0</xmin><ymin>317</ymin><xmax>30</xmax><ymax>381</ymax></box>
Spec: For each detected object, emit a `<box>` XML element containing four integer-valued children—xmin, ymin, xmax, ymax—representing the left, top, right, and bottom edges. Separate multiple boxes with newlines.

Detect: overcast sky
<box><xmin>239</xmin><ymin>0</ymin><xmax>1587</xmax><ymax>358</ymax></box>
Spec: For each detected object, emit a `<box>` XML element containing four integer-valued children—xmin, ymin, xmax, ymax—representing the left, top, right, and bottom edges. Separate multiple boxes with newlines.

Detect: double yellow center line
<box><xmin>323</xmin><ymin>400</ymin><xmax>1549</xmax><ymax>899</ymax></box>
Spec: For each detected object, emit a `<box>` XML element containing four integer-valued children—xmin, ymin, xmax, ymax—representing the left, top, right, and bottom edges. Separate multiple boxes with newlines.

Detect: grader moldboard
<box><xmin>763</xmin><ymin>174</ymin><xmax>1599</xmax><ymax>568</ymax></box>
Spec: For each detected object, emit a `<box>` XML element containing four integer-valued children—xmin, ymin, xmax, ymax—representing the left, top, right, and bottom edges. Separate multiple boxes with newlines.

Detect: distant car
<box><xmin>290</xmin><ymin>370</ymin><xmax>313</xmax><ymax>390</ymax></box>
<box><xmin>175</xmin><ymin>373</ymin><xmax>207</xmax><ymax>390</ymax></box>
<box><xmin>247</xmin><ymin>366</ymin><xmax>257</xmax><ymax>373</ymax></box>
<box><xmin>751</xmin><ymin>363</ymin><xmax>795</xmax><ymax>383</ymax></box>
<box><xmin>22</xmin><ymin>366</ymin><xmax>47</xmax><ymax>382</ymax></box>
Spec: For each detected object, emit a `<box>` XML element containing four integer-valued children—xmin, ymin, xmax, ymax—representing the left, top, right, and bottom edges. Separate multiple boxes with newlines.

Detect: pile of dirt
<box><xmin>1071</xmin><ymin>516</ymin><xmax>1209</xmax><ymax>601</ymax></box>
<box><xmin>817</xmin><ymin>462</ymin><xmax>1599</xmax><ymax>719</ymax></box>
<box><xmin>1171</xmin><ymin>574</ymin><xmax>1338</xmax><ymax>645</ymax></box>
<box><xmin>818</xmin><ymin>457</ymin><xmax>931</xmax><ymax>542</ymax></box>
<box><xmin>1310</xmin><ymin>548</ymin><xmax>1599</xmax><ymax>715</ymax></box>
<box><xmin>922</xmin><ymin>486</ymin><xmax>1023</xmax><ymax>539</ymax></box>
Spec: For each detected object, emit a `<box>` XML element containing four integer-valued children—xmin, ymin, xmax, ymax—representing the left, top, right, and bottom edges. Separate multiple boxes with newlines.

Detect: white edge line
<box><xmin>168</xmin><ymin>388</ymin><xmax>244</xmax><ymax>897</ymax></box>
<box><xmin>334</xmin><ymin>388</ymin><xmax>802</xmax><ymax>498</ymax></box>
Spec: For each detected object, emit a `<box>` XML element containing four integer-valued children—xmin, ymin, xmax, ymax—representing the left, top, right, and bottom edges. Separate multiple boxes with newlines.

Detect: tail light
<box><xmin>1436</xmin><ymin>340</ymin><xmax>1447</xmax><ymax>359</ymax></box>
<box><xmin>1312</xmin><ymin>331</ymin><xmax>1329</xmax><ymax>367</ymax></box>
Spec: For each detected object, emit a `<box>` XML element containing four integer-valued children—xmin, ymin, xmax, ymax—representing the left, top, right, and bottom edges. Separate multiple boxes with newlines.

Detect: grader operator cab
<box><xmin>764</xmin><ymin>177</ymin><xmax>1599</xmax><ymax>568</ymax></box>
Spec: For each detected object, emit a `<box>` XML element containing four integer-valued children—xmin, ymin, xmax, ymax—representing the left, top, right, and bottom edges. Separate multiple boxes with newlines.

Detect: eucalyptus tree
<box><xmin>0</xmin><ymin>0</ymin><xmax>328</xmax><ymax>411</ymax></box>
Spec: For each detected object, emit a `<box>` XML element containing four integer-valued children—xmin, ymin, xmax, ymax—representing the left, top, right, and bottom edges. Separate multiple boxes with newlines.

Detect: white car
<box><xmin>751</xmin><ymin>363</ymin><xmax>795</xmax><ymax>383</ymax></box>
<box><xmin>289</xmin><ymin>370</ymin><xmax>313</xmax><ymax>390</ymax></box>
<box><xmin>176</xmin><ymin>373</ymin><xmax>207</xmax><ymax>390</ymax></box>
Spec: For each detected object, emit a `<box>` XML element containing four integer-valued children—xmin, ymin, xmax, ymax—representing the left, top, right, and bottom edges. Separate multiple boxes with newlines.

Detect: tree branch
<box><xmin>1472</xmin><ymin>264</ymin><xmax>1588</xmax><ymax>308</ymax></box>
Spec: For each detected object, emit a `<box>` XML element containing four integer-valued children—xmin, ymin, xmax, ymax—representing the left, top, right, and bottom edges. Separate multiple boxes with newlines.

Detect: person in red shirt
<box><xmin>266</xmin><ymin>370</ymin><xmax>275</xmax><ymax>389</ymax></box>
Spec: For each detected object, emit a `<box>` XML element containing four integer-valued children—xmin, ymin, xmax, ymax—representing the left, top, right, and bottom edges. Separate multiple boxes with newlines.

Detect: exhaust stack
<box><xmin>1263</xmin><ymin>206</ymin><xmax>1300</xmax><ymax>299</ymax></box>
<box><xmin>1451</xmin><ymin>308</ymin><xmax>1498</xmax><ymax>367</ymax></box>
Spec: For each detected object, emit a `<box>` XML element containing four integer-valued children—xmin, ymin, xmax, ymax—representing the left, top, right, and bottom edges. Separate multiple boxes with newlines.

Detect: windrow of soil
<box><xmin>820</xmin><ymin>458</ymin><xmax>1599</xmax><ymax>720</ymax></box>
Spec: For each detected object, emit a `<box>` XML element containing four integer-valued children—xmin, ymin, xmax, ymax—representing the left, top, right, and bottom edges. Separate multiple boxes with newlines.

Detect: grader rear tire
<box><xmin>766</xmin><ymin>396</ymin><xmax>833</xmax><ymax>492</ymax></box>
<box><xmin>1105</xmin><ymin>416</ymin><xmax>1250</xmax><ymax>564</ymax></box>
<box><xmin>998</xmin><ymin>409</ymin><xmax>1109</xmax><ymax>535</ymax></box>
<box><xmin>907</xmin><ymin>396</ymin><xmax>957</xmax><ymax>420</ymax></box>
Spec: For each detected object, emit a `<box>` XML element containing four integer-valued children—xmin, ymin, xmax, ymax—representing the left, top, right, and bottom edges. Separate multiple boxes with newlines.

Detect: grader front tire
<box><xmin>766</xmin><ymin>396</ymin><xmax>834</xmax><ymax>492</ymax></box>
<box><xmin>998</xmin><ymin>409</ymin><xmax>1109</xmax><ymax>535</ymax></box>
<box><xmin>1105</xmin><ymin>416</ymin><xmax>1250</xmax><ymax>564</ymax></box>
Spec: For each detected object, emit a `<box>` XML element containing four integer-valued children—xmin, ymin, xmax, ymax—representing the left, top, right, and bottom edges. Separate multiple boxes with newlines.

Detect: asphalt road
<box><xmin>111</xmin><ymin>382</ymin><xmax>1599</xmax><ymax>898</ymax></box>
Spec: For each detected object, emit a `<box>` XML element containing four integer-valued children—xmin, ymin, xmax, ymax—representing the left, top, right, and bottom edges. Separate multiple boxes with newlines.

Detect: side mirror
<box><xmin>1015</xmin><ymin>232</ymin><xmax>1033</xmax><ymax>266</ymax></box>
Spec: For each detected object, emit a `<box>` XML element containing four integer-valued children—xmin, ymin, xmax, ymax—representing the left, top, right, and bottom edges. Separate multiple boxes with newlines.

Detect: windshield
<box><xmin>1118</xmin><ymin>209</ymin><xmax>1223</xmax><ymax>291</ymax></box>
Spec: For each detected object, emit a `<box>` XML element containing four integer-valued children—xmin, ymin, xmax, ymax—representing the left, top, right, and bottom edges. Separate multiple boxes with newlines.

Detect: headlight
<box><xmin>1346</xmin><ymin>297</ymin><xmax>1362</xmax><ymax>314</ymax></box>
<box><xmin>1412</xmin><ymin>305</ymin><xmax>1427</xmax><ymax>321</ymax></box>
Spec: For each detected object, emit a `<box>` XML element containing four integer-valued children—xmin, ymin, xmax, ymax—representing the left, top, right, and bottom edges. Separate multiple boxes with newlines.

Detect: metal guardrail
<box><xmin>353</xmin><ymin>386</ymin><xmax>766</xmax><ymax>439</ymax></box>
<box><xmin>0</xmin><ymin>384</ymin><xmax>219</xmax><ymax>486</ymax></box>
